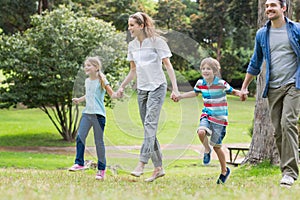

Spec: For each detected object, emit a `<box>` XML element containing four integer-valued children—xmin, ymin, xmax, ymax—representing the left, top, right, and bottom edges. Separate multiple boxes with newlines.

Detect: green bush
<box><xmin>0</xmin><ymin>6</ymin><xmax>128</xmax><ymax>141</ymax></box>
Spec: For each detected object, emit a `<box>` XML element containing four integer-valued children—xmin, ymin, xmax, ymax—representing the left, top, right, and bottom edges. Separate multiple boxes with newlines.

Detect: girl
<box><xmin>172</xmin><ymin>57</ymin><xmax>241</xmax><ymax>184</ymax></box>
<box><xmin>68</xmin><ymin>56</ymin><xmax>118</xmax><ymax>181</ymax></box>
<box><xmin>117</xmin><ymin>12</ymin><xmax>179</xmax><ymax>182</ymax></box>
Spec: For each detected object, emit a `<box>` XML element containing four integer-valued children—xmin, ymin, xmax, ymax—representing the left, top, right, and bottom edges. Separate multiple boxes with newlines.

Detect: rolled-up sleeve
<box><xmin>247</xmin><ymin>31</ymin><xmax>264</xmax><ymax>76</ymax></box>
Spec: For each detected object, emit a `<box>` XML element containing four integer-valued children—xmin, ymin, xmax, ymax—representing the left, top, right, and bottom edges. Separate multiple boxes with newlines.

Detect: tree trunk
<box><xmin>242</xmin><ymin>63</ymin><xmax>279</xmax><ymax>165</ymax></box>
<box><xmin>38</xmin><ymin>0</ymin><xmax>49</xmax><ymax>14</ymax></box>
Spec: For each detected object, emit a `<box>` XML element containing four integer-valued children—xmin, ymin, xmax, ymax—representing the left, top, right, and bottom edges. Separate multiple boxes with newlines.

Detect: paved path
<box><xmin>0</xmin><ymin>143</ymin><xmax>250</xmax><ymax>161</ymax></box>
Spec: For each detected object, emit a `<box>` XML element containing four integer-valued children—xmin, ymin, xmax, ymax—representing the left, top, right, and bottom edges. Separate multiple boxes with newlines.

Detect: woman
<box><xmin>117</xmin><ymin>12</ymin><xmax>179</xmax><ymax>182</ymax></box>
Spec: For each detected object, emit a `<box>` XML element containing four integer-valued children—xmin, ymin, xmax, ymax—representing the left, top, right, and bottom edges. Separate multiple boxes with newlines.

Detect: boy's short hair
<box><xmin>200</xmin><ymin>57</ymin><xmax>220</xmax><ymax>71</ymax></box>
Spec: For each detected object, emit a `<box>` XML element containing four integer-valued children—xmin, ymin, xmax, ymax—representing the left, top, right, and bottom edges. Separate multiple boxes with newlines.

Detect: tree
<box><xmin>227</xmin><ymin>0</ymin><xmax>258</xmax><ymax>50</ymax></box>
<box><xmin>154</xmin><ymin>0</ymin><xmax>195</xmax><ymax>75</ymax></box>
<box><xmin>0</xmin><ymin>6</ymin><xmax>128</xmax><ymax>141</ymax></box>
<box><xmin>243</xmin><ymin>0</ymin><xmax>295</xmax><ymax>165</ymax></box>
<box><xmin>190</xmin><ymin>0</ymin><xmax>230</xmax><ymax>61</ymax></box>
<box><xmin>37</xmin><ymin>0</ymin><xmax>49</xmax><ymax>14</ymax></box>
<box><xmin>155</xmin><ymin>0</ymin><xmax>188</xmax><ymax>31</ymax></box>
<box><xmin>220</xmin><ymin>0</ymin><xmax>258</xmax><ymax>85</ymax></box>
<box><xmin>295</xmin><ymin>0</ymin><xmax>300</xmax><ymax>21</ymax></box>
<box><xmin>181</xmin><ymin>0</ymin><xmax>200</xmax><ymax>17</ymax></box>
<box><xmin>189</xmin><ymin>0</ymin><xmax>257</xmax><ymax>84</ymax></box>
<box><xmin>0</xmin><ymin>0</ymin><xmax>37</xmax><ymax>34</ymax></box>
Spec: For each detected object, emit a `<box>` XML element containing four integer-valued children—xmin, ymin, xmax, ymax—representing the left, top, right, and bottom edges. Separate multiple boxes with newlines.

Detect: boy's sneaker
<box><xmin>217</xmin><ymin>167</ymin><xmax>230</xmax><ymax>184</ymax></box>
<box><xmin>280</xmin><ymin>175</ymin><xmax>294</xmax><ymax>188</ymax></box>
<box><xmin>203</xmin><ymin>149</ymin><xmax>211</xmax><ymax>165</ymax></box>
<box><xmin>68</xmin><ymin>164</ymin><xmax>87</xmax><ymax>171</ymax></box>
<box><xmin>95</xmin><ymin>170</ymin><xmax>105</xmax><ymax>181</ymax></box>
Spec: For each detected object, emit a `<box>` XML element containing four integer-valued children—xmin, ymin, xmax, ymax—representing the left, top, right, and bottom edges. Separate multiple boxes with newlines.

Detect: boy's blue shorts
<box><xmin>197</xmin><ymin>117</ymin><xmax>226</xmax><ymax>147</ymax></box>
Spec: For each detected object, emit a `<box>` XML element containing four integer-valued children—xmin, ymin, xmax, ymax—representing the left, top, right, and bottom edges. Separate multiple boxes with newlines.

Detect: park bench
<box><xmin>226</xmin><ymin>146</ymin><xmax>249</xmax><ymax>166</ymax></box>
<box><xmin>226</xmin><ymin>146</ymin><xmax>300</xmax><ymax>166</ymax></box>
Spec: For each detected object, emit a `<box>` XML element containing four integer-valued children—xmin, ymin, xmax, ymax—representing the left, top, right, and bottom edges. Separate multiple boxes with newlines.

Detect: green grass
<box><xmin>0</xmin><ymin>151</ymin><xmax>74</xmax><ymax>170</ymax></box>
<box><xmin>1</xmin><ymin>93</ymin><xmax>300</xmax><ymax>200</ymax></box>
<box><xmin>0</xmin><ymin>158</ymin><xmax>299</xmax><ymax>200</ymax></box>
<box><xmin>0</xmin><ymin>108</ymin><xmax>72</xmax><ymax>146</ymax></box>
<box><xmin>0</xmin><ymin>93</ymin><xmax>254</xmax><ymax>147</ymax></box>
<box><xmin>225</xmin><ymin>96</ymin><xmax>254</xmax><ymax>143</ymax></box>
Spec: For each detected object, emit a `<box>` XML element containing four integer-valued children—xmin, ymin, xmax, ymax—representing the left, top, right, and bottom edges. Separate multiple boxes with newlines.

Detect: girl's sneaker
<box><xmin>68</xmin><ymin>164</ymin><xmax>87</xmax><ymax>171</ymax></box>
<box><xmin>95</xmin><ymin>170</ymin><xmax>105</xmax><ymax>181</ymax></box>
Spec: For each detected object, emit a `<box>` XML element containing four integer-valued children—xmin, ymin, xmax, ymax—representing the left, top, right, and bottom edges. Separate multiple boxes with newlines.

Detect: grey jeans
<box><xmin>268</xmin><ymin>83</ymin><xmax>300</xmax><ymax>180</ymax></box>
<box><xmin>137</xmin><ymin>83</ymin><xmax>167</xmax><ymax>167</ymax></box>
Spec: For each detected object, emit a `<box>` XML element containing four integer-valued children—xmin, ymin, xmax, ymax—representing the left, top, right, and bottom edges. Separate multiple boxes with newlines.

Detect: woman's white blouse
<box><xmin>127</xmin><ymin>37</ymin><xmax>172</xmax><ymax>91</ymax></box>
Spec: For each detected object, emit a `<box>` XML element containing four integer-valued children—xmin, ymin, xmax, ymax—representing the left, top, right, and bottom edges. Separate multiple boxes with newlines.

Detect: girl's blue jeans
<box><xmin>75</xmin><ymin>113</ymin><xmax>106</xmax><ymax>170</ymax></box>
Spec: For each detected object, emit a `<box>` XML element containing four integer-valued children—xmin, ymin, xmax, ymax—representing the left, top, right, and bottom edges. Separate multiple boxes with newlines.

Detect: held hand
<box><xmin>240</xmin><ymin>89</ymin><xmax>249</xmax><ymax>101</ymax></box>
<box><xmin>111</xmin><ymin>92</ymin><xmax>119</xmax><ymax>99</ymax></box>
<box><xmin>72</xmin><ymin>98</ymin><xmax>80</xmax><ymax>104</ymax></box>
<box><xmin>170</xmin><ymin>91</ymin><xmax>176</xmax><ymax>102</ymax></box>
<box><xmin>116</xmin><ymin>87</ymin><xmax>124</xmax><ymax>98</ymax></box>
<box><xmin>170</xmin><ymin>91</ymin><xmax>180</xmax><ymax>102</ymax></box>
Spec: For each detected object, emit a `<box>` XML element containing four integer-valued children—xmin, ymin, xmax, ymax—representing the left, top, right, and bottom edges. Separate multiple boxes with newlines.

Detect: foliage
<box><xmin>154</xmin><ymin>0</ymin><xmax>196</xmax><ymax>74</ymax></box>
<box><xmin>220</xmin><ymin>47</ymin><xmax>254</xmax><ymax>82</ymax></box>
<box><xmin>181</xmin><ymin>0</ymin><xmax>200</xmax><ymax>17</ymax></box>
<box><xmin>190</xmin><ymin>0</ymin><xmax>231</xmax><ymax>60</ymax></box>
<box><xmin>0</xmin><ymin>0</ymin><xmax>259</xmax><ymax>87</ymax></box>
<box><xmin>189</xmin><ymin>0</ymin><xmax>258</xmax><ymax>84</ymax></box>
<box><xmin>181</xmin><ymin>69</ymin><xmax>201</xmax><ymax>83</ymax></box>
<box><xmin>155</xmin><ymin>0</ymin><xmax>189</xmax><ymax>31</ymax></box>
<box><xmin>0</xmin><ymin>0</ymin><xmax>37</xmax><ymax>34</ymax></box>
<box><xmin>0</xmin><ymin>6</ymin><xmax>128</xmax><ymax>141</ymax></box>
<box><xmin>54</xmin><ymin>0</ymin><xmax>158</xmax><ymax>31</ymax></box>
<box><xmin>227</xmin><ymin>0</ymin><xmax>258</xmax><ymax>49</ymax></box>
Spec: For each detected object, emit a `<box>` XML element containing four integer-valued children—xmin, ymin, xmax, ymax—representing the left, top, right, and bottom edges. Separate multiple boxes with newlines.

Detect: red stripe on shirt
<box><xmin>204</xmin><ymin>103</ymin><xmax>228</xmax><ymax>107</ymax></box>
<box><xmin>208</xmin><ymin>116</ymin><xmax>228</xmax><ymax>126</ymax></box>
<box><xmin>197</xmin><ymin>85</ymin><xmax>225</xmax><ymax>90</ymax></box>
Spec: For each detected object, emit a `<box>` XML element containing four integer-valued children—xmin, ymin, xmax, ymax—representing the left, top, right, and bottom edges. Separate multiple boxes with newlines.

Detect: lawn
<box><xmin>0</xmin><ymin>160</ymin><xmax>299</xmax><ymax>200</ymax></box>
<box><xmin>0</xmin><ymin>93</ymin><xmax>254</xmax><ymax>171</ymax></box>
<box><xmin>3</xmin><ymin>93</ymin><xmax>296</xmax><ymax>200</ymax></box>
<box><xmin>0</xmin><ymin>93</ymin><xmax>254</xmax><ymax>147</ymax></box>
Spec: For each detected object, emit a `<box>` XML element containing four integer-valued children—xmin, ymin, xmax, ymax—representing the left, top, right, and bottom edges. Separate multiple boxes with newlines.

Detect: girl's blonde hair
<box><xmin>129</xmin><ymin>12</ymin><xmax>161</xmax><ymax>38</ymax></box>
<box><xmin>200</xmin><ymin>57</ymin><xmax>221</xmax><ymax>78</ymax></box>
<box><xmin>84</xmin><ymin>56</ymin><xmax>106</xmax><ymax>89</ymax></box>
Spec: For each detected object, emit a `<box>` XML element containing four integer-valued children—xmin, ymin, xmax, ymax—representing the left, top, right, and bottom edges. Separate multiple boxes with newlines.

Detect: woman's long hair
<box><xmin>129</xmin><ymin>12</ymin><xmax>163</xmax><ymax>39</ymax></box>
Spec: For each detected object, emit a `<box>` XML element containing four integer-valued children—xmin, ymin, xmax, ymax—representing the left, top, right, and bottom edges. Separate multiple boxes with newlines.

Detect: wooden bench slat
<box><xmin>227</xmin><ymin>147</ymin><xmax>300</xmax><ymax>166</ymax></box>
<box><xmin>226</xmin><ymin>146</ymin><xmax>249</xmax><ymax>166</ymax></box>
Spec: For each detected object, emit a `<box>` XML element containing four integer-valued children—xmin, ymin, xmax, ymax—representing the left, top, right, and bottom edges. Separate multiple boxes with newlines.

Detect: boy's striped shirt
<box><xmin>194</xmin><ymin>77</ymin><xmax>233</xmax><ymax>126</ymax></box>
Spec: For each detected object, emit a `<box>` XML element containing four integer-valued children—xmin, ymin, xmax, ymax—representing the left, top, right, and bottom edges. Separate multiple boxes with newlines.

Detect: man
<box><xmin>240</xmin><ymin>0</ymin><xmax>300</xmax><ymax>188</ymax></box>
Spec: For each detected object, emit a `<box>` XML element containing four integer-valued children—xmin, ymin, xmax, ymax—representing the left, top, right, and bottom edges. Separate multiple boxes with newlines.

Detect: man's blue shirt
<box><xmin>247</xmin><ymin>17</ymin><xmax>300</xmax><ymax>98</ymax></box>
